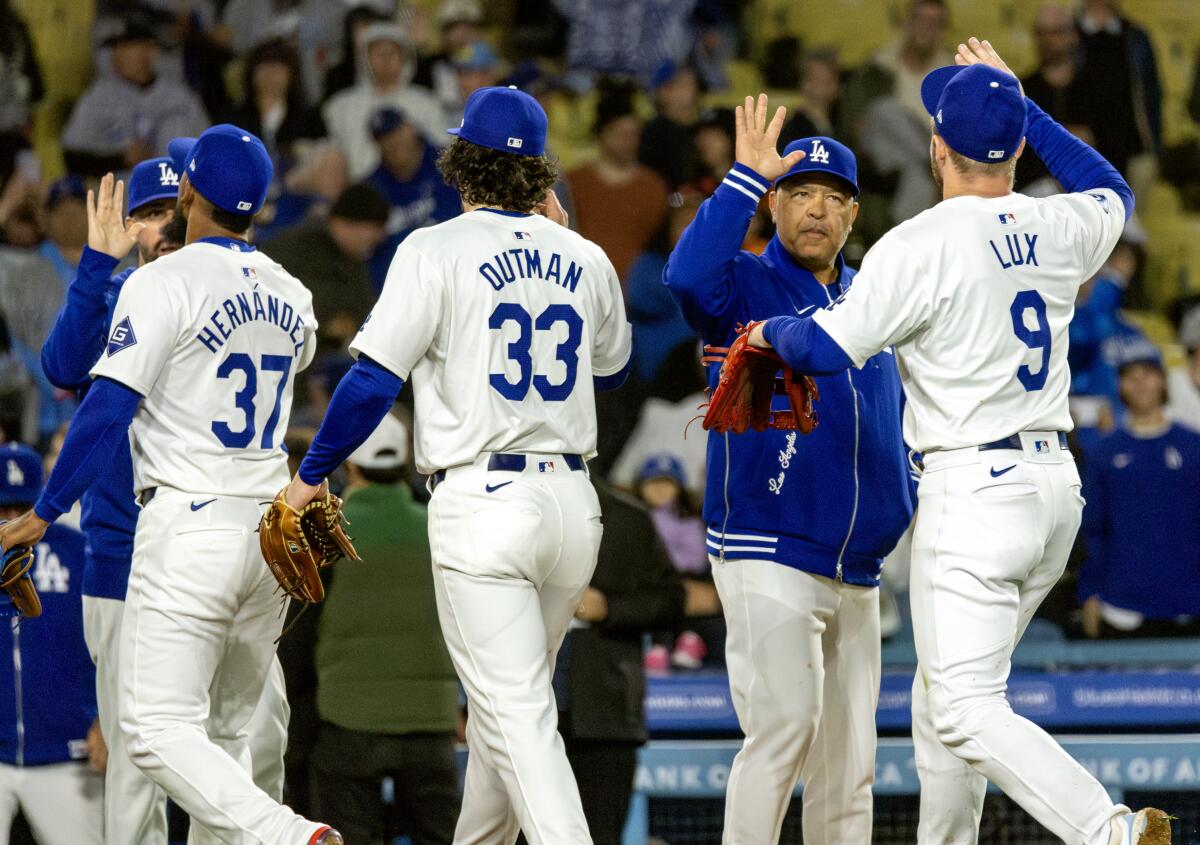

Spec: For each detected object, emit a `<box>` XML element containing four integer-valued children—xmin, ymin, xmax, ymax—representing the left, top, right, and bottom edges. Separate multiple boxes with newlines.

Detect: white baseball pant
<box><xmin>84</xmin><ymin>596</ymin><xmax>290</xmax><ymax>843</ymax></box>
<box><xmin>910</xmin><ymin>437</ymin><xmax>1128</xmax><ymax>845</ymax></box>
<box><xmin>119</xmin><ymin>489</ymin><xmax>323</xmax><ymax>845</ymax></box>
<box><xmin>426</xmin><ymin>454</ymin><xmax>603</xmax><ymax>845</ymax></box>
<box><xmin>712</xmin><ymin>558</ymin><xmax>880</xmax><ymax>845</ymax></box>
<box><xmin>0</xmin><ymin>761</ymin><xmax>102</xmax><ymax>845</ymax></box>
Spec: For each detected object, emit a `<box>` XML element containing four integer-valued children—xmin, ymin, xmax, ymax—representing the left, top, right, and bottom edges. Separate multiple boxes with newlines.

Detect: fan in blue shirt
<box><xmin>365</xmin><ymin>107</ymin><xmax>461</xmax><ymax>288</ymax></box>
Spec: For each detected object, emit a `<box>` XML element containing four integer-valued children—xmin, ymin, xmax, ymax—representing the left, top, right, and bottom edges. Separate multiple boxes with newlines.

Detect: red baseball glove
<box><xmin>701</xmin><ymin>321</ymin><xmax>820</xmax><ymax>435</ymax></box>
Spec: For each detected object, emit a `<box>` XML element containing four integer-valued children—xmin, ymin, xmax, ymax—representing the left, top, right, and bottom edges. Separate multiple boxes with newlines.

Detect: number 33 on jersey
<box><xmin>91</xmin><ymin>239</ymin><xmax>316</xmax><ymax>499</ymax></box>
<box><xmin>351</xmin><ymin>209</ymin><xmax>632</xmax><ymax>476</ymax></box>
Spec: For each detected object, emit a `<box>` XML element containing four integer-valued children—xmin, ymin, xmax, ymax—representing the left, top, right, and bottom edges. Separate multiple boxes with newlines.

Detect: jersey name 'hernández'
<box><xmin>91</xmin><ymin>238</ymin><xmax>317</xmax><ymax>499</ymax></box>
<box><xmin>352</xmin><ymin>208</ymin><xmax>632</xmax><ymax>476</ymax></box>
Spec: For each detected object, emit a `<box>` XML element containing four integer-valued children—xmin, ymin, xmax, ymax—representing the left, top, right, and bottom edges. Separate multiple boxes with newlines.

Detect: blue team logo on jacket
<box><xmin>106</xmin><ymin>317</ymin><xmax>137</xmax><ymax>356</ymax></box>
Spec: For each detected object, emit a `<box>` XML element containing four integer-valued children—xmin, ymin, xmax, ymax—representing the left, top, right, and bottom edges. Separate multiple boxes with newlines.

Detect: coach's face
<box><xmin>770</xmin><ymin>173</ymin><xmax>858</xmax><ymax>271</ymax></box>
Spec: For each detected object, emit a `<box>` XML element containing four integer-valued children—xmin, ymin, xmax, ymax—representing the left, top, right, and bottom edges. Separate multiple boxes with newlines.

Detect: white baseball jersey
<box><xmin>814</xmin><ymin>188</ymin><xmax>1124</xmax><ymax>453</ymax></box>
<box><xmin>91</xmin><ymin>240</ymin><xmax>316</xmax><ymax>498</ymax></box>
<box><xmin>352</xmin><ymin>209</ymin><xmax>632</xmax><ymax>475</ymax></box>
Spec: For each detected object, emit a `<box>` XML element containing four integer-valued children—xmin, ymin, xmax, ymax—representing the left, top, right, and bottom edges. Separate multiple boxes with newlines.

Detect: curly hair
<box><xmin>437</xmin><ymin>138</ymin><xmax>559</xmax><ymax>212</ymax></box>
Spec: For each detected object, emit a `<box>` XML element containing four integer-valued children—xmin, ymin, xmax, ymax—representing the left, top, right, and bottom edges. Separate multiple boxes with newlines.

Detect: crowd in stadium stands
<box><xmin>0</xmin><ymin>0</ymin><xmax>1198</xmax><ymax>839</ymax></box>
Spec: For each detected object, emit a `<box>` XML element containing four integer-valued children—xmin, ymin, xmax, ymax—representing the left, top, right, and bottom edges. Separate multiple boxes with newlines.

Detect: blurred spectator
<box><xmin>364</xmin><ymin>107</ymin><xmax>461</xmax><ymax>287</ymax></box>
<box><xmin>414</xmin><ymin>0</ymin><xmax>486</xmax><ymax>113</ymax></box>
<box><xmin>780</xmin><ymin>50</ymin><xmax>842</xmax><ymax>146</ymax></box>
<box><xmin>1017</xmin><ymin>4</ymin><xmax>1094</xmax><ymax>192</ymax></box>
<box><xmin>688</xmin><ymin>2</ymin><xmax>734</xmax><ymax>92</ymax></box>
<box><xmin>556</xmin><ymin>478</ymin><xmax>686</xmax><ymax>844</ymax></box>
<box><xmin>257</xmin><ymin>142</ymin><xmax>349</xmax><ymax>242</ymax></box>
<box><xmin>322</xmin><ymin>4</ymin><xmax>390</xmax><ymax>102</ymax></box>
<box><xmin>627</xmin><ymin>188</ymin><xmax>700</xmax><ymax>386</ymax></box>
<box><xmin>567</xmin><ymin>83</ymin><xmax>668</xmax><ymax>285</ymax></box>
<box><xmin>0</xmin><ymin>443</ymin><xmax>101</xmax><ymax>843</ymax></box>
<box><xmin>634</xmin><ymin>453</ymin><xmax>711</xmax><ymax>670</ymax></box>
<box><xmin>552</xmin><ymin>0</ymin><xmax>698</xmax><ymax>82</ymax></box>
<box><xmin>61</xmin><ymin>15</ymin><xmax>208</xmax><ymax>177</ymax></box>
<box><xmin>842</xmin><ymin>0</ymin><xmax>950</xmax><ymax>229</ymax></box>
<box><xmin>0</xmin><ymin>177</ymin><xmax>85</xmax><ymax>444</ymax></box>
<box><xmin>224</xmin><ymin>39</ymin><xmax>326</xmax><ymax>162</ymax></box>
<box><xmin>0</xmin><ymin>0</ymin><xmax>42</xmax><ymax>191</ymax></box>
<box><xmin>1078</xmin><ymin>352</ymin><xmax>1200</xmax><ymax>638</ymax></box>
<box><xmin>323</xmin><ymin>22</ymin><xmax>449</xmax><ymax>181</ymax></box>
<box><xmin>1072</xmin><ymin>0</ymin><xmax>1162</xmax><ymax>178</ymax></box>
<box><xmin>1168</xmin><ymin>305</ymin><xmax>1200</xmax><ymax>431</ymax></box>
<box><xmin>691</xmin><ymin>107</ymin><xmax>735</xmax><ymax>196</ymax></box>
<box><xmin>262</xmin><ymin>181</ymin><xmax>388</xmax><ymax>359</ymax></box>
<box><xmin>215</xmin><ymin>0</ymin><xmax>343</xmax><ymax>100</ymax></box>
<box><xmin>310</xmin><ymin>414</ymin><xmax>461</xmax><ymax>844</ymax></box>
<box><xmin>450</xmin><ymin>42</ymin><xmax>505</xmax><ymax>118</ymax></box>
<box><xmin>1068</xmin><ymin>241</ymin><xmax>1148</xmax><ymax>425</ymax></box>
<box><xmin>638</xmin><ymin>62</ymin><xmax>701</xmax><ymax>190</ymax></box>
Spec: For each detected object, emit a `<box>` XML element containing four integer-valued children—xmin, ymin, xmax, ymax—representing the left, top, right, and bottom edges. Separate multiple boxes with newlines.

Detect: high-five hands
<box><xmin>734</xmin><ymin>94</ymin><xmax>805</xmax><ymax>182</ymax></box>
<box><xmin>88</xmin><ymin>172</ymin><xmax>145</xmax><ymax>260</ymax></box>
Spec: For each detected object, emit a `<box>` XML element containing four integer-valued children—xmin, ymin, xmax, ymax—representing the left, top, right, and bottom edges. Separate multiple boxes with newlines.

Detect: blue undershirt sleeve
<box><xmin>41</xmin><ymin>247</ymin><xmax>122</xmax><ymax>390</ymax></box>
<box><xmin>594</xmin><ymin>357</ymin><xmax>631</xmax><ymax>391</ymax></box>
<box><xmin>761</xmin><ymin>316</ymin><xmax>855</xmax><ymax>375</ymax></box>
<box><xmin>33</xmin><ymin>377</ymin><xmax>142</xmax><ymax>522</ymax></box>
<box><xmin>298</xmin><ymin>356</ymin><xmax>405</xmax><ymax>485</ymax></box>
<box><xmin>1024</xmin><ymin>98</ymin><xmax>1134</xmax><ymax>220</ymax></box>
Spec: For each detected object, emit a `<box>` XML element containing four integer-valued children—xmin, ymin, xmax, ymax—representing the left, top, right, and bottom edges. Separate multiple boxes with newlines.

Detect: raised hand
<box><xmin>87</xmin><ymin>172</ymin><xmax>145</xmax><ymax>260</ymax></box>
<box><xmin>735</xmin><ymin>94</ymin><xmax>805</xmax><ymax>182</ymax></box>
<box><xmin>954</xmin><ymin>36</ymin><xmax>1024</xmax><ymax>97</ymax></box>
<box><xmin>534</xmin><ymin>188</ymin><xmax>569</xmax><ymax>227</ymax></box>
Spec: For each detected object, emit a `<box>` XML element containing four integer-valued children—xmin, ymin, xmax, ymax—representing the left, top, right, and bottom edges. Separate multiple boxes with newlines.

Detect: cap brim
<box><xmin>920</xmin><ymin>65</ymin><xmax>966</xmax><ymax>118</ymax></box>
<box><xmin>774</xmin><ymin>165</ymin><xmax>859</xmax><ymax>196</ymax></box>
<box><xmin>446</xmin><ymin>127</ymin><xmax>462</xmax><ymax>137</ymax></box>
<box><xmin>129</xmin><ymin>189</ymin><xmax>179</xmax><ymax>213</ymax></box>
<box><xmin>168</xmin><ymin>137</ymin><xmax>197</xmax><ymax>172</ymax></box>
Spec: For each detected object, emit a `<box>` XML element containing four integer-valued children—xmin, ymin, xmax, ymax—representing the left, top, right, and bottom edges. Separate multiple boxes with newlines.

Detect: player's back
<box><xmin>352</xmin><ymin>209</ymin><xmax>631</xmax><ymax>475</ymax></box>
<box><xmin>93</xmin><ymin>239</ymin><xmax>316</xmax><ymax>499</ymax></box>
<box><xmin>861</xmin><ymin>187</ymin><xmax>1122</xmax><ymax>452</ymax></box>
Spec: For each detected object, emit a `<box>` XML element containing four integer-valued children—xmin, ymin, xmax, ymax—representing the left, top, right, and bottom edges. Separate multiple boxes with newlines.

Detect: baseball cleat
<box><xmin>1119</xmin><ymin>808</ymin><xmax>1171</xmax><ymax>845</ymax></box>
<box><xmin>308</xmin><ymin>826</ymin><xmax>344</xmax><ymax>845</ymax></box>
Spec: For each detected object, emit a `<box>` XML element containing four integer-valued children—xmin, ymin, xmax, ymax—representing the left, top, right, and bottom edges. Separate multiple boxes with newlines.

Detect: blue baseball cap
<box><xmin>370</xmin><ymin>107</ymin><xmax>408</xmax><ymax>139</ymax></box>
<box><xmin>775</xmin><ymin>136</ymin><xmax>859</xmax><ymax>196</ymax></box>
<box><xmin>180</xmin><ymin>124</ymin><xmax>273</xmax><ymax>215</ymax></box>
<box><xmin>45</xmin><ymin>175</ymin><xmax>87</xmax><ymax>209</ymax></box>
<box><xmin>637</xmin><ymin>452</ymin><xmax>687</xmax><ymax>488</ymax></box>
<box><xmin>128</xmin><ymin>156</ymin><xmax>180</xmax><ymax>214</ymax></box>
<box><xmin>168</xmin><ymin>136</ymin><xmax>196</xmax><ymax>173</ymax></box>
<box><xmin>921</xmin><ymin>64</ymin><xmax>1027</xmax><ymax>163</ymax></box>
<box><xmin>447</xmin><ymin>85</ymin><xmax>547</xmax><ymax>157</ymax></box>
<box><xmin>0</xmin><ymin>444</ymin><xmax>42</xmax><ymax>507</ymax></box>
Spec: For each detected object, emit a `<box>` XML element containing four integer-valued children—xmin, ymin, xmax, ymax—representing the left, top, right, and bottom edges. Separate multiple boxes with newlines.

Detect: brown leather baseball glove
<box><xmin>701</xmin><ymin>321</ymin><xmax>820</xmax><ymax>435</ymax></box>
<box><xmin>1</xmin><ymin>541</ymin><xmax>41</xmax><ymax>618</ymax></box>
<box><xmin>259</xmin><ymin>491</ymin><xmax>360</xmax><ymax>603</ymax></box>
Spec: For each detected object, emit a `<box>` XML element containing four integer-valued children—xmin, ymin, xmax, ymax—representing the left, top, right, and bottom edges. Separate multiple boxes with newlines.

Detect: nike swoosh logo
<box><xmin>190</xmin><ymin>498</ymin><xmax>218</xmax><ymax>511</ymax></box>
<box><xmin>989</xmin><ymin>465</ymin><xmax>1017</xmax><ymax>478</ymax></box>
<box><xmin>485</xmin><ymin>482</ymin><xmax>513</xmax><ymax>493</ymax></box>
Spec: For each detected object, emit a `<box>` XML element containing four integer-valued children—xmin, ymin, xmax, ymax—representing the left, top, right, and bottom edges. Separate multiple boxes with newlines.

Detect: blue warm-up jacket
<box><xmin>0</xmin><ymin>524</ymin><xmax>97</xmax><ymax>765</ymax></box>
<box><xmin>663</xmin><ymin>164</ymin><xmax>913</xmax><ymax>586</ymax></box>
<box><xmin>40</xmin><ymin>247</ymin><xmax>138</xmax><ymax>600</ymax></box>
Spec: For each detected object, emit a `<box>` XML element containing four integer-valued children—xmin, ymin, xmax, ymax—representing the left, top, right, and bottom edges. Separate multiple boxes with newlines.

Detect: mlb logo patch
<box><xmin>988</xmin><ymin>149</ymin><xmax>1005</xmax><ymax>160</ymax></box>
<box><xmin>106</xmin><ymin>317</ymin><xmax>138</xmax><ymax>356</ymax></box>
<box><xmin>998</xmin><ymin>213</ymin><xmax>1016</xmax><ymax>224</ymax></box>
<box><xmin>538</xmin><ymin>461</ymin><xmax>555</xmax><ymax>473</ymax></box>
<box><xmin>507</xmin><ymin>137</ymin><xmax>523</xmax><ymax>149</ymax></box>
<box><xmin>514</xmin><ymin>231</ymin><xmax>532</xmax><ymax>241</ymax></box>
<box><xmin>242</xmin><ymin>266</ymin><xmax>257</xmax><ymax>280</ymax></box>
<box><xmin>1034</xmin><ymin>440</ymin><xmax>1050</xmax><ymax>454</ymax></box>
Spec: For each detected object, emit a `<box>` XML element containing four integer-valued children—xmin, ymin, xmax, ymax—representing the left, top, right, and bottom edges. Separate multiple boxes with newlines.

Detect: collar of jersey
<box><xmin>196</xmin><ymin>236</ymin><xmax>257</xmax><ymax>252</ymax></box>
<box><xmin>473</xmin><ymin>208</ymin><xmax>533</xmax><ymax>218</ymax></box>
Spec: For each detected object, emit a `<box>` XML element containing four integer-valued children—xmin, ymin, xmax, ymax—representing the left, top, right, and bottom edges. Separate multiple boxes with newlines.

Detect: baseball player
<box><xmin>664</xmin><ymin>113</ymin><xmax>914</xmax><ymax>840</ymax></box>
<box><xmin>0</xmin><ymin>443</ymin><xmax>101</xmax><ymax>845</ymax></box>
<box><xmin>0</xmin><ymin>124</ymin><xmax>341</xmax><ymax>844</ymax></box>
<box><xmin>40</xmin><ymin>153</ymin><xmax>292</xmax><ymax>842</ymax></box>
<box><xmin>281</xmin><ymin>86</ymin><xmax>632</xmax><ymax>844</ymax></box>
<box><xmin>745</xmin><ymin>39</ymin><xmax>1168</xmax><ymax>845</ymax></box>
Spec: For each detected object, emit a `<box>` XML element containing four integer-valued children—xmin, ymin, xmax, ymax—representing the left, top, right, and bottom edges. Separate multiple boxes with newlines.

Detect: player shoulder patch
<box><xmin>106</xmin><ymin>316</ymin><xmax>138</xmax><ymax>356</ymax></box>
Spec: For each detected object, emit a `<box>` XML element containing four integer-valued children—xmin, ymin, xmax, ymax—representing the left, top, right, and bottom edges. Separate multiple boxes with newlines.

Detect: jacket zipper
<box><xmin>13</xmin><ymin>623</ymin><xmax>23</xmax><ymax>766</ymax></box>
<box><xmin>821</xmin><ymin>283</ymin><xmax>859</xmax><ymax>583</ymax></box>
